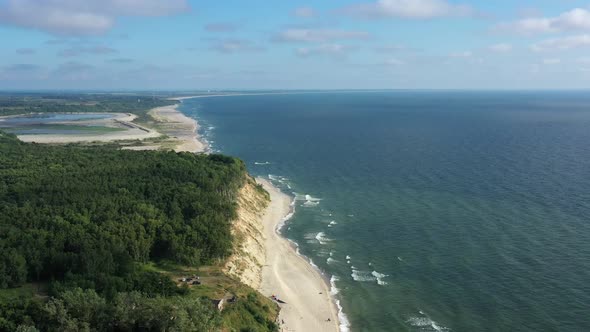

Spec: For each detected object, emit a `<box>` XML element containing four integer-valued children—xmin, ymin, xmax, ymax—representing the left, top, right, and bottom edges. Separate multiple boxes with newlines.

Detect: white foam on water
<box><xmin>407</xmin><ymin>311</ymin><xmax>450</xmax><ymax>331</ymax></box>
<box><xmin>330</xmin><ymin>275</ymin><xmax>340</xmax><ymax>295</ymax></box>
<box><xmin>315</xmin><ymin>232</ymin><xmax>331</xmax><ymax>245</ymax></box>
<box><xmin>254</xmin><ymin>161</ymin><xmax>271</xmax><ymax>165</ymax></box>
<box><xmin>303</xmin><ymin>200</ymin><xmax>320</xmax><ymax>207</ymax></box>
<box><xmin>304</xmin><ymin>232</ymin><xmax>319</xmax><ymax>244</ymax></box>
<box><xmin>372</xmin><ymin>271</ymin><xmax>389</xmax><ymax>286</ymax></box>
<box><xmin>275</xmin><ymin>194</ymin><xmax>296</xmax><ymax>234</ymax></box>
<box><xmin>291</xmin><ymin>194</ymin><xmax>321</xmax><ymax>207</ymax></box>
<box><xmin>336</xmin><ymin>300</ymin><xmax>351</xmax><ymax>332</ymax></box>
<box><xmin>351</xmin><ymin>269</ymin><xmax>378</xmax><ymax>282</ymax></box>
<box><xmin>305</xmin><ymin>194</ymin><xmax>322</xmax><ymax>202</ymax></box>
<box><xmin>308</xmin><ymin>258</ymin><xmax>319</xmax><ymax>269</ymax></box>
<box><xmin>350</xmin><ymin>269</ymin><xmax>390</xmax><ymax>285</ymax></box>
<box><xmin>261</xmin><ymin>178</ymin><xmax>351</xmax><ymax>332</ymax></box>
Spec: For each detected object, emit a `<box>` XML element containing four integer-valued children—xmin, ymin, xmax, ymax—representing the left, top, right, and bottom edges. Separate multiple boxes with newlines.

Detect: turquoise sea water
<box><xmin>180</xmin><ymin>92</ymin><xmax>590</xmax><ymax>332</ymax></box>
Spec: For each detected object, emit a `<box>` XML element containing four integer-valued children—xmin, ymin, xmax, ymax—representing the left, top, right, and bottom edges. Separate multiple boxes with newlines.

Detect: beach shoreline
<box><xmin>173</xmin><ymin>95</ymin><xmax>343</xmax><ymax>331</ymax></box>
<box><xmin>256</xmin><ymin>178</ymin><xmax>340</xmax><ymax>332</ymax></box>
<box><xmin>3</xmin><ymin>103</ymin><xmax>207</xmax><ymax>154</ymax></box>
<box><xmin>148</xmin><ymin>103</ymin><xmax>206</xmax><ymax>153</ymax></box>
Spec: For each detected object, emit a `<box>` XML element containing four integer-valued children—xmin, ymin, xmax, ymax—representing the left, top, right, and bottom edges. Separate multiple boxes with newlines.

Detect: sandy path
<box><xmin>257</xmin><ymin>178</ymin><xmax>340</xmax><ymax>332</ymax></box>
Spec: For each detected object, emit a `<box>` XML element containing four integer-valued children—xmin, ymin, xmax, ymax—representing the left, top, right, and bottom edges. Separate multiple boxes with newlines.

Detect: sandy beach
<box><xmin>257</xmin><ymin>178</ymin><xmax>340</xmax><ymax>332</ymax></box>
<box><xmin>172</xmin><ymin>95</ymin><xmax>341</xmax><ymax>330</ymax></box>
<box><xmin>5</xmin><ymin>103</ymin><xmax>205</xmax><ymax>154</ymax></box>
<box><xmin>148</xmin><ymin>104</ymin><xmax>206</xmax><ymax>153</ymax></box>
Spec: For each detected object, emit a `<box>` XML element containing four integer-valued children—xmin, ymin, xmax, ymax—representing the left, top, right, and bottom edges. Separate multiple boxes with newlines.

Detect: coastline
<box><xmin>2</xmin><ymin>104</ymin><xmax>205</xmax><ymax>154</ymax></box>
<box><xmin>148</xmin><ymin>103</ymin><xmax>206</xmax><ymax>153</ymax></box>
<box><xmin>172</xmin><ymin>95</ymin><xmax>344</xmax><ymax>331</ymax></box>
<box><xmin>257</xmin><ymin>178</ymin><xmax>340</xmax><ymax>332</ymax></box>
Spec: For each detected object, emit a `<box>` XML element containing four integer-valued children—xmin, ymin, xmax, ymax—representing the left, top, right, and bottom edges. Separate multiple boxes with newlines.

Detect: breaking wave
<box><xmin>350</xmin><ymin>269</ymin><xmax>389</xmax><ymax>286</ymax></box>
<box><xmin>337</xmin><ymin>300</ymin><xmax>351</xmax><ymax>332</ymax></box>
<box><xmin>407</xmin><ymin>311</ymin><xmax>450</xmax><ymax>331</ymax></box>
<box><xmin>315</xmin><ymin>232</ymin><xmax>331</xmax><ymax>245</ymax></box>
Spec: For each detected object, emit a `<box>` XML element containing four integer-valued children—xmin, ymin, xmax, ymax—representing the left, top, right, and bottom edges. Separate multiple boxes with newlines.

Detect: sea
<box><xmin>179</xmin><ymin>91</ymin><xmax>590</xmax><ymax>332</ymax></box>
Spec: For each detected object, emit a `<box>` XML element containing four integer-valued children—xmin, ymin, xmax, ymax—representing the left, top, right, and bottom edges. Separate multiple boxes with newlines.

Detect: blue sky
<box><xmin>1</xmin><ymin>0</ymin><xmax>590</xmax><ymax>90</ymax></box>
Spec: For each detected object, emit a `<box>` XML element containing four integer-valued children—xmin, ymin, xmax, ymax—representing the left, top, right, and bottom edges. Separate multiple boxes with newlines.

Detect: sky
<box><xmin>1</xmin><ymin>0</ymin><xmax>590</xmax><ymax>90</ymax></box>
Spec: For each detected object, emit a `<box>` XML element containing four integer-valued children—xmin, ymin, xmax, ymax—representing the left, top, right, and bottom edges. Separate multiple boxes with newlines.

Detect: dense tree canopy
<box><xmin>0</xmin><ymin>132</ymin><xmax>245</xmax><ymax>288</ymax></box>
<box><xmin>0</xmin><ymin>131</ymin><xmax>253</xmax><ymax>331</ymax></box>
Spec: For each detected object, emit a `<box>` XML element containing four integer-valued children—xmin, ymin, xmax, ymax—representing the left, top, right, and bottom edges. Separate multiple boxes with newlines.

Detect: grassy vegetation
<box><xmin>141</xmin><ymin>262</ymin><xmax>279</xmax><ymax>332</ymax></box>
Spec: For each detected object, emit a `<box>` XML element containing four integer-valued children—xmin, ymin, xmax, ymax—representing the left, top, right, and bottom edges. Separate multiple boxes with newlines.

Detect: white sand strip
<box><xmin>257</xmin><ymin>178</ymin><xmax>340</xmax><ymax>332</ymax></box>
<box><xmin>149</xmin><ymin>104</ymin><xmax>206</xmax><ymax>153</ymax></box>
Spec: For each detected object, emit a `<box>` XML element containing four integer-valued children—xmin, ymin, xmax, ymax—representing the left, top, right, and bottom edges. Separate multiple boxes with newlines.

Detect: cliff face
<box><xmin>223</xmin><ymin>177</ymin><xmax>270</xmax><ymax>289</ymax></box>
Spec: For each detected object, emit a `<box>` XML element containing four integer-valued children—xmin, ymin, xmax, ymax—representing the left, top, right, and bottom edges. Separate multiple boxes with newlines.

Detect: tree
<box><xmin>0</xmin><ymin>248</ymin><xmax>27</xmax><ymax>288</ymax></box>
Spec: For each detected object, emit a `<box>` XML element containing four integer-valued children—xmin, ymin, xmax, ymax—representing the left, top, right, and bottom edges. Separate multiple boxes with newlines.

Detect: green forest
<box><xmin>0</xmin><ymin>131</ymin><xmax>277</xmax><ymax>331</ymax></box>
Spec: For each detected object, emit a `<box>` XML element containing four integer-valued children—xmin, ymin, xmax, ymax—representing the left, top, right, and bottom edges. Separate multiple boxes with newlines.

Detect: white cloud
<box><xmin>293</xmin><ymin>7</ymin><xmax>316</xmax><ymax>18</ymax></box>
<box><xmin>542</xmin><ymin>58</ymin><xmax>561</xmax><ymax>65</ymax></box>
<box><xmin>531</xmin><ymin>35</ymin><xmax>590</xmax><ymax>52</ymax></box>
<box><xmin>296</xmin><ymin>43</ymin><xmax>356</xmax><ymax>58</ymax></box>
<box><xmin>209</xmin><ymin>39</ymin><xmax>265</xmax><ymax>54</ymax></box>
<box><xmin>342</xmin><ymin>0</ymin><xmax>474</xmax><ymax>19</ymax></box>
<box><xmin>449</xmin><ymin>51</ymin><xmax>472</xmax><ymax>58</ymax></box>
<box><xmin>493</xmin><ymin>8</ymin><xmax>590</xmax><ymax>35</ymax></box>
<box><xmin>488</xmin><ymin>43</ymin><xmax>512</xmax><ymax>53</ymax></box>
<box><xmin>273</xmin><ymin>29</ymin><xmax>370</xmax><ymax>43</ymax></box>
<box><xmin>0</xmin><ymin>0</ymin><xmax>190</xmax><ymax>35</ymax></box>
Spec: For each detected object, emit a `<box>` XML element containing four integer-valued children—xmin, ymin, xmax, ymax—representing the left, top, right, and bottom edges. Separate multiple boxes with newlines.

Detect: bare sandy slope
<box><xmin>148</xmin><ymin>104</ymin><xmax>206</xmax><ymax>153</ymax></box>
<box><xmin>257</xmin><ymin>178</ymin><xmax>340</xmax><ymax>332</ymax></box>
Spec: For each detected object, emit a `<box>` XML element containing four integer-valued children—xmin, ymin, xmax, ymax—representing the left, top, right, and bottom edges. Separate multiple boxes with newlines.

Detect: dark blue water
<box><xmin>180</xmin><ymin>91</ymin><xmax>590</xmax><ymax>332</ymax></box>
